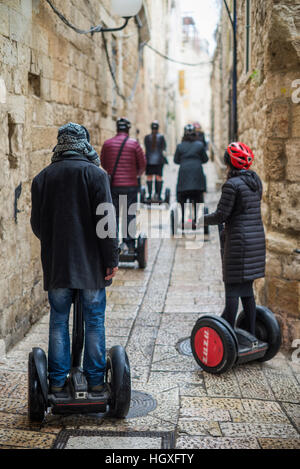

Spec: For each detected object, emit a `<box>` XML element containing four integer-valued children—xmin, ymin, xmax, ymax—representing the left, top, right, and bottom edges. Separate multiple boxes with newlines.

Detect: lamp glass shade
<box><xmin>111</xmin><ymin>0</ymin><xmax>143</xmax><ymax>17</ymax></box>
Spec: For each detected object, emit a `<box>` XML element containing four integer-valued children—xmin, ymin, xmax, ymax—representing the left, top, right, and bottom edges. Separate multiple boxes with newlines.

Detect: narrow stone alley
<box><xmin>0</xmin><ymin>161</ymin><xmax>299</xmax><ymax>450</ymax></box>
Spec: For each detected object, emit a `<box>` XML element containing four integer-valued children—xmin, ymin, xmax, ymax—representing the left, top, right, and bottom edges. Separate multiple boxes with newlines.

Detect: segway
<box><xmin>190</xmin><ymin>306</ymin><xmax>281</xmax><ymax>374</ymax></box>
<box><xmin>118</xmin><ymin>233</ymin><xmax>148</xmax><ymax>269</ymax></box>
<box><xmin>140</xmin><ymin>186</ymin><xmax>171</xmax><ymax>206</ymax></box>
<box><xmin>170</xmin><ymin>204</ymin><xmax>210</xmax><ymax>236</ymax></box>
<box><xmin>28</xmin><ymin>291</ymin><xmax>131</xmax><ymax>423</ymax></box>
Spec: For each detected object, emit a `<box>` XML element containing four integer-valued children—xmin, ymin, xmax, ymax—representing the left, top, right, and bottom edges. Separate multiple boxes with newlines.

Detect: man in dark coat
<box><xmin>204</xmin><ymin>142</ymin><xmax>266</xmax><ymax>335</ymax></box>
<box><xmin>31</xmin><ymin>122</ymin><xmax>119</xmax><ymax>395</ymax></box>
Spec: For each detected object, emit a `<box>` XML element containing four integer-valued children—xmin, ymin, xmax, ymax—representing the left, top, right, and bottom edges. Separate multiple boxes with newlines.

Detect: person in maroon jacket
<box><xmin>101</xmin><ymin>118</ymin><xmax>146</xmax><ymax>254</ymax></box>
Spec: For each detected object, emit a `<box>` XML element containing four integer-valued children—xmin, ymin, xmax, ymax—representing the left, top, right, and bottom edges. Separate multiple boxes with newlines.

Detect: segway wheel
<box><xmin>28</xmin><ymin>352</ymin><xmax>46</xmax><ymax>423</ymax></box>
<box><xmin>236</xmin><ymin>306</ymin><xmax>281</xmax><ymax>362</ymax></box>
<box><xmin>106</xmin><ymin>346</ymin><xmax>131</xmax><ymax>418</ymax></box>
<box><xmin>137</xmin><ymin>234</ymin><xmax>148</xmax><ymax>269</ymax></box>
<box><xmin>191</xmin><ymin>315</ymin><xmax>237</xmax><ymax>374</ymax></box>
<box><xmin>204</xmin><ymin>207</ymin><xmax>209</xmax><ymax>235</ymax></box>
<box><xmin>140</xmin><ymin>187</ymin><xmax>146</xmax><ymax>205</ymax></box>
<box><xmin>170</xmin><ymin>208</ymin><xmax>177</xmax><ymax>237</ymax></box>
<box><xmin>165</xmin><ymin>188</ymin><xmax>171</xmax><ymax>205</ymax></box>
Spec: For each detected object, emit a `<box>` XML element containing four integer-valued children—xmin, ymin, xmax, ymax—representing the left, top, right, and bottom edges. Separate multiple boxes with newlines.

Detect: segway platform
<box><xmin>119</xmin><ymin>233</ymin><xmax>148</xmax><ymax>269</ymax></box>
<box><xmin>28</xmin><ymin>293</ymin><xmax>131</xmax><ymax>423</ymax></box>
<box><xmin>190</xmin><ymin>306</ymin><xmax>281</xmax><ymax>374</ymax></box>
<box><xmin>140</xmin><ymin>186</ymin><xmax>171</xmax><ymax>206</ymax></box>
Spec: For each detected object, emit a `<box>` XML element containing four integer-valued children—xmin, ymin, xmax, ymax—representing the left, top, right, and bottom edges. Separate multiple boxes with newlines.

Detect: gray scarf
<box><xmin>52</xmin><ymin>122</ymin><xmax>100</xmax><ymax>166</ymax></box>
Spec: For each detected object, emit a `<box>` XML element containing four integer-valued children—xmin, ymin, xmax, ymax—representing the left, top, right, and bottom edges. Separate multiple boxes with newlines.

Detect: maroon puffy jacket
<box><xmin>101</xmin><ymin>132</ymin><xmax>146</xmax><ymax>187</ymax></box>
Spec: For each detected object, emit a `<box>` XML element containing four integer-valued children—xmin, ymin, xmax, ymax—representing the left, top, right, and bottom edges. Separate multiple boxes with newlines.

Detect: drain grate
<box><xmin>176</xmin><ymin>337</ymin><xmax>193</xmax><ymax>356</ymax></box>
<box><xmin>53</xmin><ymin>430</ymin><xmax>175</xmax><ymax>449</ymax></box>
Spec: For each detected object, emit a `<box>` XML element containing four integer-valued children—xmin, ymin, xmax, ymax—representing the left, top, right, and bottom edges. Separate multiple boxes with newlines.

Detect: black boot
<box><xmin>155</xmin><ymin>180</ymin><xmax>163</xmax><ymax>201</ymax></box>
<box><xmin>147</xmin><ymin>180</ymin><xmax>152</xmax><ymax>201</ymax></box>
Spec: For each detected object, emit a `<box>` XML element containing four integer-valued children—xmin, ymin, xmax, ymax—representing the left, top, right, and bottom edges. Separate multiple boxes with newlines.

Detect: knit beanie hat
<box><xmin>52</xmin><ymin>122</ymin><xmax>100</xmax><ymax>166</ymax></box>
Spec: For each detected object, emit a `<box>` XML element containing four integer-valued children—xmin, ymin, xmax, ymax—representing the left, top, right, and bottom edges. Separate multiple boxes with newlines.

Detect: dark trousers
<box><xmin>177</xmin><ymin>190</ymin><xmax>204</xmax><ymax>225</ymax></box>
<box><xmin>111</xmin><ymin>187</ymin><xmax>138</xmax><ymax>248</ymax></box>
<box><xmin>222</xmin><ymin>294</ymin><xmax>257</xmax><ymax>335</ymax></box>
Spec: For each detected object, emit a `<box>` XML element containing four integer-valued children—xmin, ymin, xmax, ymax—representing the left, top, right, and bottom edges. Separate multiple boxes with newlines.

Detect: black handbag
<box><xmin>109</xmin><ymin>136</ymin><xmax>129</xmax><ymax>187</ymax></box>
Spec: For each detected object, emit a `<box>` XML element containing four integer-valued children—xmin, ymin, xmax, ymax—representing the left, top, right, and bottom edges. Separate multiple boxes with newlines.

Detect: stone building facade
<box><xmin>210</xmin><ymin>0</ymin><xmax>300</xmax><ymax>346</ymax></box>
<box><xmin>0</xmin><ymin>0</ymin><xmax>176</xmax><ymax>351</ymax></box>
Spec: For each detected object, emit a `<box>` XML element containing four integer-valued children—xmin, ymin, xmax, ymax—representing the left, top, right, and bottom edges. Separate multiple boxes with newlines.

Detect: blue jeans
<box><xmin>48</xmin><ymin>288</ymin><xmax>106</xmax><ymax>388</ymax></box>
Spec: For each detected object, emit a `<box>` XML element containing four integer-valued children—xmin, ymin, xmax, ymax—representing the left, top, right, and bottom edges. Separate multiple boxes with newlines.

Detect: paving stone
<box><xmin>258</xmin><ymin>438</ymin><xmax>300</xmax><ymax>449</ymax></box>
<box><xmin>176</xmin><ymin>436</ymin><xmax>260</xmax><ymax>449</ymax></box>
<box><xmin>264</xmin><ymin>368</ymin><xmax>300</xmax><ymax>403</ymax></box>
<box><xmin>281</xmin><ymin>402</ymin><xmax>300</xmax><ymax>430</ymax></box>
<box><xmin>179</xmin><ymin>407</ymin><xmax>231</xmax><ymax>422</ymax></box>
<box><xmin>230</xmin><ymin>409</ymin><xmax>290</xmax><ymax>425</ymax></box>
<box><xmin>181</xmin><ymin>396</ymin><xmax>244</xmax><ymax>411</ymax></box>
<box><xmin>234</xmin><ymin>364</ymin><xmax>274</xmax><ymax>400</ymax></box>
<box><xmin>220</xmin><ymin>422</ymin><xmax>299</xmax><ymax>438</ymax></box>
<box><xmin>178</xmin><ymin>419</ymin><xmax>222</xmax><ymax>437</ymax></box>
<box><xmin>204</xmin><ymin>370</ymin><xmax>241</xmax><ymax>398</ymax></box>
<box><xmin>65</xmin><ymin>435</ymin><xmax>163</xmax><ymax>449</ymax></box>
<box><xmin>0</xmin><ymin>428</ymin><xmax>57</xmax><ymax>449</ymax></box>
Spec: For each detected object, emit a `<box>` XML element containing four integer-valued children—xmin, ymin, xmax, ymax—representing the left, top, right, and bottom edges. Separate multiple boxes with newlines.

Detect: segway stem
<box><xmin>71</xmin><ymin>290</ymin><xmax>84</xmax><ymax>368</ymax></box>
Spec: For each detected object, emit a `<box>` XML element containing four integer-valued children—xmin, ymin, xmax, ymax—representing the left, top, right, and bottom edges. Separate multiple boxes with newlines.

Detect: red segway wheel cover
<box><xmin>194</xmin><ymin>326</ymin><xmax>224</xmax><ymax>368</ymax></box>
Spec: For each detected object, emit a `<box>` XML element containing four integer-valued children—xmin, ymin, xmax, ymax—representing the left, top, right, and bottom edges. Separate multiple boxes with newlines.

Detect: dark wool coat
<box><xmin>31</xmin><ymin>154</ymin><xmax>119</xmax><ymax>291</ymax></box>
<box><xmin>144</xmin><ymin>133</ymin><xmax>167</xmax><ymax>165</ymax></box>
<box><xmin>204</xmin><ymin>170</ymin><xmax>266</xmax><ymax>283</ymax></box>
<box><xmin>174</xmin><ymin>140</ymin><xmax>208</xmax><ymax>193</ymax></box>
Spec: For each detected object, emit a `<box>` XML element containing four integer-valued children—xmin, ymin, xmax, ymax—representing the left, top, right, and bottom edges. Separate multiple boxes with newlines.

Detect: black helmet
<box><xmin>151</xmin><ymin>121</ymin><xmax>159</xmax><ymax>130</ymax></box>
<box><xmin>184</xmin><ymin>124</ymin><xmax>196</xmax><ymax>136</ymax></box>
<box><xmin>117</xmin><ymin>117</ymin><xmax>131</xmax><ymax>132</ymax></box>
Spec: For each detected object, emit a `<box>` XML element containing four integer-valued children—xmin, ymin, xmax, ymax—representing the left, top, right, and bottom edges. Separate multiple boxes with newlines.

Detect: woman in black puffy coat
<box><xmin>174</xmin><ymin>124</ymin><xmax>208</xmax><ymax>229</ymax></box>
<box><xmin>204</xmin><ymin>142</ymin><xmax>266</xmax><ymax>335</ymax></box>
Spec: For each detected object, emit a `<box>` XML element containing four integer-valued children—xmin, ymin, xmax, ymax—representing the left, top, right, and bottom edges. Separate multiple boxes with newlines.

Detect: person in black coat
<box><xmin>31</xmin><ymin>122</ymin><xmax>119</xmax><ymax>395</ymax></box>
<box><xmin>204</xmin><ymin>142</ymin><xmax>266</xmax><ymax>335</ymax></box>
<box><xmin>144</xmin><ymin>121</ymin><xmax>167</xmax><ymax>201</ymax></box>
<box><xmin>174</xmin><ymin>124</ymin><xmax>208</xmax><ymax>230</ymax></box>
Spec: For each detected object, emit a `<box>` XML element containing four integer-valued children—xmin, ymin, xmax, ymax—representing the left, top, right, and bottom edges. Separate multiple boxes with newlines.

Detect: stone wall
<box><xmin>210</xmin><ymin>0</ymin><xmax>300</xmax><ymax>347</ymax></box>
<box><xmin>0</xmin><ymin>0</ymin><xmax>173</xmax><ymax>351</ymax></box>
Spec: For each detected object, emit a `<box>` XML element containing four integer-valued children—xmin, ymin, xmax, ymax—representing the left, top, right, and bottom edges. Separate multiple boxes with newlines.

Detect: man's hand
<box><xmin>105</xmin><ymin>266</ymin><xmax>118</xmax><ymax>281</ymax></box>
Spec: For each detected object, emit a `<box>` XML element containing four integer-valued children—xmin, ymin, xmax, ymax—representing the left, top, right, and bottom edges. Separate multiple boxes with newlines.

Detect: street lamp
<box><xmin>104</xmin><ymin>0</ymin><xmax>143</xmax><ymax>32</ymax></box>
<box><xmin>111</xmin><ymin>0</ymin><xmax>143</xmax><ymax>18</ymax></box>
<box><xmin>45</xmin><ymin>0</ymin><xmax>143</xmax><ymax>34</ymax></box>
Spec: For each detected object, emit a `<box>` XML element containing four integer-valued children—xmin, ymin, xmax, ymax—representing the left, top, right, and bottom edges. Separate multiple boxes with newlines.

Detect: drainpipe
<box><xmin>223</xmin><ymin>0</ymin><xmax>238</xmax><ymax>141</ymax></box>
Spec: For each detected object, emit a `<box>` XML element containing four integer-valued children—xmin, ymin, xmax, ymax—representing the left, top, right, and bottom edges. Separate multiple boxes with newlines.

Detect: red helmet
<box><xmin>226</xmin><ymin>142</ymin><xmax>254</xmax><ymax>170</ymax></box>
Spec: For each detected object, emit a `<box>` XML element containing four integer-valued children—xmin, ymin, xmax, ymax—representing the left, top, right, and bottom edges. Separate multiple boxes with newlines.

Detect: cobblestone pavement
<box><xmin>0</xmin><ymin>162</ymin><xmax>299</xmax><ymax>449</ymax></box>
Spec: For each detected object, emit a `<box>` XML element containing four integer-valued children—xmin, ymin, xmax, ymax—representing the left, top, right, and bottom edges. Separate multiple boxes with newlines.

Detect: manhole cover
<box><xmin>176</xmin><ymin>337</ymin><xmax>193</xmax><ymax>356</ymax></box>
<box><xmin>127</xmin><ymin>390</ymin><xmax>157</xmax><ymax>418</ymax></box>
<box><xmin>53</xmin><ymin>430</ymin><xmax>175</xmax><ymax>449</ymax></box>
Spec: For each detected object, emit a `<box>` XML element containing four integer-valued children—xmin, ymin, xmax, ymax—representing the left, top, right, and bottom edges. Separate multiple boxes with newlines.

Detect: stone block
<box><xmin>266</xmin><ymin>277</ymin><xmax>300</xmax><ymax>318</ymax></box>
<box><xmin>291</xmin><ymin>104</ymin><xmax>300</xmax><ymax>138</ymax></box>
<box><xmin>7</xmin><ymin>95</ymin><xmax>25</xmax><ymax>124</ymax></box>
<box><xmin>267</xmin><ymin>231</ymin><xmax>297</xmax><ymax>255</ymax></box>
<box><xmin>0</xmin><ymin>4</ymin><xmax>9</xmax><ymax>37</ymax></box>
<box><xmin>269</xmin><ymin>182</ymin><xmax>300</xmax><ymax>233</ymax></box>
<box><xmin>31</xmin><ymin>126</ymin><xmax>57</xmax><ymax>152</ymax></box>
<box><xmin>263</xmin><ymin>138</ymin><xmax>286</xmax><ymax>180</ymax></box>
<box><xmin>286</xmin><ymin>139</ymin><xmax>300</xmax><ymax>182</ymax></box>
<box><xmin>266</xmin><ymin>102</ymin><xmax>290</xmax><ymax>138</ymax></box>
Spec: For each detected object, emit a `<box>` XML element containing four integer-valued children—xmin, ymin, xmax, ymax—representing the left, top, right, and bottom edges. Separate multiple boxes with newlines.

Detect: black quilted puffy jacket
<box><xmin>204</xmin><ymin>170</ymin><xmax>266</xmax><ymax>283</ymax></box>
